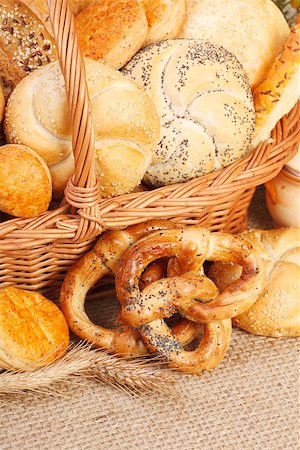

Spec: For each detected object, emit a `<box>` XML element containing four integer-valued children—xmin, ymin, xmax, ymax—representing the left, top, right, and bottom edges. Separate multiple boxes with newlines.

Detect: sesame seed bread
<box><xmin>0</xmin><ymin>286</ymin><xmax>69</xmax><ymax>371</ymax></box>
<box><xmin>251</xmin><ymin>23</ymin><xmax>300</xmax><ymax>149</ymax></box>
<box><xmin>209</xmin><ymin>228</ymin><xmax>300</xmax><ymax>338</ymax></box>
<box><xmin>75</xmin><ymin>0</ymin><xmax>148</xmax><ymax>69</ymax></box>
<box><xmin>142</xmin><ymin>0</ymin><xmax>186</xmax><ymax>47</ymax></box>
<box><xmin>123</xmin><ymin>39</ymin><xmax>255</xmax><ymax>187</ymax></box>
<box><xmin>0</xmin><ymin>0</ymin><xmax>57</xmax><ymax>100</ymax></box>
<box><xmin>180</xmin><ymin>0</ymin><xmax>290</xmax><ymax>88</ymax></box>
<box><xmin>0</xmin><ymin>144</ymin><xmax>52</xmax><ymax>218</ymax></box>
<box><xmin>4</xmin><ymin>58</ymin><xmax>160</xmax><ymax>197</ymax></box>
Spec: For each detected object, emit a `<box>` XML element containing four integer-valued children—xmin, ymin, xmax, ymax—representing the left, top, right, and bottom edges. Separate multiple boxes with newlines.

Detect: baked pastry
<box><xmin>0</xmin><ymin>0</ymin><xmax>57</xmax><ymax>99</ymax></box>
<box><xmin>0</xmin><ymin>144</ymin><xmax>52</xmax><ymax>218</ymax></box>
<box><xmin>142</xmin><ymin>0</ymin><xmax>186</xmax><ymax>47</ymax></box>
<box><xmin>5</xmin><ymin>58</ymin><xmax>160</xmax><ymax>197</ymax></box>
<box><xmin>180</xmin><ymin>0</ymin><xmax>290</xmax><ymax>88</ymax></box>
<box><xmin>75</xmin><ymin>0</ymin><xmax>148</xmax><ymax>69</ymax></box>
<box><xmin>251</xmin><ymin>23</ymin><xmax>300</xmax><ymax>149</ymax></box>
<box><xmin>0</xmin><ymin>83</ymin><xmax>5</xmax><ymax>122</ymax></box>
<box><xmin>209</xmin><ymin>228</ymin><xmax>300</xmax><ymax>337</ymax></box>
<box><xmin>123</xmin><ymin>39</ymin><xmax>255</xmax><ymax>186</ymax></box>
<box><xmin>0</xmin><ymin>286</ymin><xmax>69</xmax><ymax>371</ymax></box>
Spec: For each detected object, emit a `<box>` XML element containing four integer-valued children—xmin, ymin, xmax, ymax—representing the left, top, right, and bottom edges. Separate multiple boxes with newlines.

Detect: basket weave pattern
<box><xmin>0</xmin><ymin>0</ymin><xmax>299</xmax><ymax>291</ymax></box>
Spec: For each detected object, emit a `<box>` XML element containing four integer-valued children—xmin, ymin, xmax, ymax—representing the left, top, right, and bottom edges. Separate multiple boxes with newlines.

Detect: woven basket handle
<box><xmin>47</xmin><ymin>0</ymin><xmax>103</xmax><ymax>242</ymax></box>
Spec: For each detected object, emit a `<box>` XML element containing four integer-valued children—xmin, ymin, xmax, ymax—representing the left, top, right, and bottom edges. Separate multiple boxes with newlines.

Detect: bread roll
<box><xmin>75</xmin><ymin>0</ymin><xmax>148</xmax><ymax>69</ymax></box>
<box><xmin>209</xmin><ymin>228</ymin><xmax>300</xmax><ymax>337</ymax></box>
<box><xmin>0</xmin><ymin>144</ymin><xmax>52</xmax><ymax>218</ymax></box>
<box><xmin>0</xmin><ymin>84</ymin><xmax>5</xmax><ymax>122</ymax></box>
<box><xmin>180</xmin><ymin>0</ymin><xmax>290</xmax><ymax>88</ymax></box>
<box><xmin>142</xmin><ymin>0</ymin><xmax>186</xmax><ymax>47</ymax></box>
<box><xmin>0</xmin><ymin>287</ymin><xmax>69</xmax><ymax>371</ymax></box>
<box><xmin>5</xmin><ymin>58</ymin><xmax>160</xmax><ymax>197</ymax></box>
<box><xmin>123</xmin><ymin>39</ymin><xmax>255</xmax><ymax>187</ymax></box>
<box><xmin>0</xmin><ymin>0</ymin><xmax>57</xmax><ymax>100</ymax></box>
<box><xmin>252</xmin><ymin>23</ymin><xmax>300</xmax><ymax>149</ymax></box>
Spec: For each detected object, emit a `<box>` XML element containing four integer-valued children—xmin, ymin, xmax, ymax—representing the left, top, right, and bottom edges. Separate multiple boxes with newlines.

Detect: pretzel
<box><xmin>115</xmin><ymin>226</ymin><xmax>265</xmax><ymax>372</ymax></box>
<box><xmin>60</xmin><ymin>220</ymin><xmax>202</xmax><ymax>356</ymax></box>
<box><xmin>117</xmin><ymin>227</ymin><xmax>265</xmax><ymax>327</ymax></box>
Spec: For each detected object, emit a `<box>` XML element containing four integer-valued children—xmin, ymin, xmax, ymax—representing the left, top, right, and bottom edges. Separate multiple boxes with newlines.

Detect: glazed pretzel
<box><xmin>117</xmin><ymin>227</ymin><xmax>265</xmax><ymax>327</ymax></box>
<box><xmin>115</xmin><ymin>226</ymin><xmax>265</xmax><ymax>373</ymax></box>
<box><xmin>60</xmin><ymin>220</ymin><xmax>202</xmax><ymax>356</ymax></box>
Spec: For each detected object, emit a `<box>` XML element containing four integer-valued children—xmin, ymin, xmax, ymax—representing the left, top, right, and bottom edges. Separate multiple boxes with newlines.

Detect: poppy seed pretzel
<box><xmin>115</xmin><ymin>227</ymin><xmax>265</xmax><ymax>373</ymax></box>
<box><xmin>60</xmin><ymin>220</ymin><xmax>202</xmax><ymax>356</ymax></box>
<box><xmin>117</xmin><ymin>227</ymin><xmax>266</xmax><ymax>327</ymax></box>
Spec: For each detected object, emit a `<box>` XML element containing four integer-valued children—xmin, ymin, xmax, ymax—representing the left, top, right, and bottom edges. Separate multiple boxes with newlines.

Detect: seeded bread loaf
<box><xmin>0</xmin><ymin>0</ymin><xmax>57</xmax><ymax>99</ymax></box>
<box><xmin>123</xmin><ymin>39</ymin><xmax>255</xmax><ymax>187</ymax></box>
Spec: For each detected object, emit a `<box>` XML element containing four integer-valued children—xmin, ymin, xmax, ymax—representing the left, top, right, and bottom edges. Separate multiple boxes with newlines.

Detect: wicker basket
<box><xmin>0</xmin><ymin>0</ymin><xmax>299</xmax><ymax>293</ymax></box>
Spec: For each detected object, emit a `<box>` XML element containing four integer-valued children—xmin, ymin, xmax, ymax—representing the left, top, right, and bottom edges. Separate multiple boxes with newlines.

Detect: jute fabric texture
<box><xmin>0</xmin><ymin>187</ymin><xmax>299</xmax><ymax>450</ymax></box>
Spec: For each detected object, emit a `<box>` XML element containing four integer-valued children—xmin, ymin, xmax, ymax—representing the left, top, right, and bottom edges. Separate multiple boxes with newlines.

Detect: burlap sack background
<box><xmin>0</xmin><ymin>187</ymin><xmax>299</xmax><ymax>450</ymax></box>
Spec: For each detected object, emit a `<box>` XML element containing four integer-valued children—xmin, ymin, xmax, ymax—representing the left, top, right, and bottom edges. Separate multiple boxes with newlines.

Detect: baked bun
<box><xmin>0</xmin><ymin>0</ymin><xmax>56</xmax><ymax>100</ymax></box>
<box><xmin>142</xmin><ymin>0</ymin><xmax>186</xmax><ymax>47</ymax></box>
<box><xmin>0</xmin><ymin>84</ymin><xmax>5</xmax><ymax>122</ymax></box>
<box><xmin>0</xmin><ymin>287</ymin><xmax>69</xmax><ymax>371</ymax></box>
<box><xmin>251</xmin><ymin>23</ymin><xmax>300</xmax><ymax>149</ymax></box>
<box><xmin>123</xmin><ymin>39</ymin><xmax>255</xmax><ymax>186</ymax></box>
<box><xmin>180</xmin><ymin>0</ymin><xmax>290</xmax><ymax>88</ymax></box>
<box><xmin>5</xmin><ymin>58</ymin><xmax>160</xmax><ymax>197</ymax></box>
<box><xmin>75</xmin><ymin>0</ymin><xmax>148</xmax><ymax>69</ymax></box>
<box><xmin>0</xmin><ymin>144</ymin><xmax>52</xmax><ymax>218</ymax></box>
<box><xmin>209</xmin><ymin>228</ymin><xmax>300</xmax><ymax>337</ymax></box>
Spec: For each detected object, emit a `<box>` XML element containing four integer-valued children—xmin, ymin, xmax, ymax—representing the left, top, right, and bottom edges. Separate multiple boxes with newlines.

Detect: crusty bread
<box><xmin>0</xmin><ymin>144</ymin><xmax>52</xmax><ymax>218</ymax></box>
<box><xmin>0</xmin><ymin>0</ymin><xmax>57</xmax><ymax>100</ymax></box>
<box><xmin>180</xmin><ymin>0</ymin><xmax>290</xmax><ymax>88</ymax></box>
<box><xmin>209</xmin><ymin>228</ymin><xmax>300</xmax><ymax>337</ymax></box>
<box><xmin>142</xmin><ymin>0</ymin><xmax>186</xmax><ymax>47</ymax></box>
<box><xmin>252</xmin><ymin>23</ymin><xmax>300</xmax><ymax>149</ymax></box>
<box><xmin>75</xmin><ymin>0</ymin><xmax>148</xmax><ymax>69</ymax></box>
<box><xmin>5</xmin><ymin>58</ymin><xmax>160</xmax><ymax>197</ymax></box>
<box><xmin>123</xmin><ymin>39</ymin><xmax>255</xmax><ymax>186</ymax></box>
<box><xmin>0</xmin><ymin>84</ymin><xmax>5</xmax><ymax>122</ymax></box>
<box><xmin>0</xmin><ymin>286</ymin><xmax>69</xmax><ymax>371</ymax></box>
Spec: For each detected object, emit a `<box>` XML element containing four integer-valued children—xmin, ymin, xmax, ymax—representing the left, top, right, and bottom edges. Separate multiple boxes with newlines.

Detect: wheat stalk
<box><xmin>0</xmin><ymin>342</ymin><xmax>174</xmax><ymax>401</ymax></box>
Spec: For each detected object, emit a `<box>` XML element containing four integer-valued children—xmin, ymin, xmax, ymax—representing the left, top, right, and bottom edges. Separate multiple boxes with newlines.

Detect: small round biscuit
<box><xmin>0</xmin><ymin>287</ymin><xmax>70</xmax><ymax>371</ymax></box>
<box><xmin>75</xmin><ymin>0</ymin><xmax>148</xmax><ymax>69</ymax></box>
<box><xmin>0</xmin><ymin>144</ymin><xmax>52</xmax><ymax>218</ymax></box>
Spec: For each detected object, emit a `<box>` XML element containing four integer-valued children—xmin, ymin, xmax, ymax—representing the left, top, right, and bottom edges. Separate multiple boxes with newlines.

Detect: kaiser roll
<box><xmin>123</xmin><ymin>39</ymin><xmax>255</xmax><ymax>187</ymax></box>
<box><xmin>209</xmin><ymin>228</ymin><xmax>300</xmax><ymax>337</ymax></box>
<box><xmin>180</xmin><ymin>0</ymin><xmax>290</xmax><ymax>88</ymax></box>
<box><xmin>4</xmin><ymin>58</ymin><xmax>160</xmax><ymax>197</ymax></box>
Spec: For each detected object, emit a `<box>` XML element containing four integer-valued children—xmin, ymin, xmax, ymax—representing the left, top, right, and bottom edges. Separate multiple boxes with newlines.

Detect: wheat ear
<box><xmin>0</xmin><ymin>342</ymin><xmax>174</xmax><ymax>400</ymax></box>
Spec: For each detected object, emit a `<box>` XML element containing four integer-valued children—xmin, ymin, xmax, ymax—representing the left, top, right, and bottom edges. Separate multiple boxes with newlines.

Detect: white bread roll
<box><xmin>209</xmin><ymin>228</ymin><xmax>300</xmax><ymax>337</ymax></box>
<box><xmin>123</xmin><ymin>39</ymin><xmax>255</xmax><ymax>187</ymax></box>
<box><xmin>180</xmin><ymin>0</ymin><xmax>290</xmax><ymax>88</ymax></box>
<box><xmin>4</xmin><ymin>58</ymin><xmax>160</xmax><ymax>197</ymax></box>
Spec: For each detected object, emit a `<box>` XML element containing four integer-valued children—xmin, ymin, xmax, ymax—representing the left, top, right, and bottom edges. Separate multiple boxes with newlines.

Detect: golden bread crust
<box><xmin>0</xmin><ymin>144</ymin><xmax>52</xmax><ymax>218</ymax></box>
<box><xmin>252</xmin><ymin>24</ymin><xmax>300</xmax><ymax>148</ymax></box>
<box><xmin>75</xmin><ymin>0</ymin><xmax>148</xmax><ymax>69</ymax></box>
<box><xmin>209</xmin><ymin>228</ymin><xmax>300</xmax><ymax>337</ymax></box>
<box><xmin>142</xmin><ymin>0</ymin><xmax>186</xmax><ymax>46</ymax></box>
<box><xmin>0</xmin><ymin>287</ymin><xmax>69</xmax><ymax>371</ymax></box>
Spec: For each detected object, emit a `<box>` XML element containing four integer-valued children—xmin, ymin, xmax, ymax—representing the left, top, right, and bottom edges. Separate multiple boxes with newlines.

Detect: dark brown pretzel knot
<box><xmin>60</xmin><ymin>221</ymin><xmax>203</xmax><ymax>356</ymax></box>
<box><xmin>115</xmin><ymin>227</ymin><xmax>265</xmax><ymax>373</ymax></box>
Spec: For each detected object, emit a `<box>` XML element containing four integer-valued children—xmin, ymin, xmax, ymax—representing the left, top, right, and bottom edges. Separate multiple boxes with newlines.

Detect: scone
<box><xmin>0</xmin><ymin>144</ymin><xmax>52</xmax><ymax>218</ymax></box>
<box><xmin>0</xmin><ymin>287</ymin><xmax>69</xmax><ymax>371</ymax></box>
